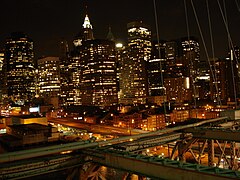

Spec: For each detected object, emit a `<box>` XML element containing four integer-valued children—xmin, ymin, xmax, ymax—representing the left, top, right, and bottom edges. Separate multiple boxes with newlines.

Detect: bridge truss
<box><xmin>1</xmin><ymin>117</ymin><xmax>240</xmax><ymax>179</ymax></box>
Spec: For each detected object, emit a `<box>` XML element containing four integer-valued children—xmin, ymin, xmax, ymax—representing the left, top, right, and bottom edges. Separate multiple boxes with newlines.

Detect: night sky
<box><xmin>0</xmin><ymin>0</ymin><xmax>240</xmax><ymax>60</ymax></box>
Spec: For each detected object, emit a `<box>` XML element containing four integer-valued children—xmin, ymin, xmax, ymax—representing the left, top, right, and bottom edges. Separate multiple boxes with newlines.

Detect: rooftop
<box><xmin>8</xmin><ymin>123</ymin><xmax>50</xmax><ymax>132</ymax></box>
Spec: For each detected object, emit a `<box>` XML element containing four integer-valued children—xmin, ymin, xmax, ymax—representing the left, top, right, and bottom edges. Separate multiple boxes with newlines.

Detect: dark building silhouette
<box><xmin>209</xmin><ymin>47</ymin><xmax>240</xmax><ymax>105</ymax></box>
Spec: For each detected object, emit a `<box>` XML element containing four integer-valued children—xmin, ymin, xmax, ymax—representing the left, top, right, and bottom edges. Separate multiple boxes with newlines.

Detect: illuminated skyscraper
<box><xmin>209</xmin><ymin>47</ymin><xmax>240</xmax><ymax>105</ymax></box>
<box><xmin>165</xmin><ymin>41</ymin><xmax>180</xmax><ymax>67</ymax></box>
<box><xmin>148</xmin><ymin>41</ymin><xmax>166</xmax><ymax>96</ymax></box>
<box><xmin>66</xmin><ymin>13</ymin><xmax>95</xmax><ymax>106</ymax></box>
<box><xmin>5</xmin><ymin>32</ymin><xmax>35</xmax><ymax>105</ymax></box>
<box><xmin>59</xmin><ymin>40</ymin><xmax>72</xmax><ymax>107</ymax></box>
<box><xmin>227</xmin><ymin>47</ymin><xmax>240</xmax><ymax>101</ymax></box>
<box><xmin>68</xmin><ymin>50</ymin><xmax>82</xmax><ymax>105</ymax></box>
<box><xmin>73</xmin><ymin>14</ymin><xmax>94</xmax><ymax>47</ymax></box>
<box><xmin>181</xmin><ymin>37</ymin><xmax>200</xmax><ymax>103</ymax></box>
<box><xmin>158</xmin><ymin>37</ymin><xmax>200</xmax><ymax>104</ymax></box>
<box><xmin>38</xmin><ymin>57</ymin><xmax>60</xmax><ymax>108</ymax></box>
<box><xmin>120</xmin><ymin>21</ymin><xmax>151</xmax><ymax>104</ymax></box>
<box><xmin>164</xmin><ymin>76</ymin><xmax>192</xmax><ymax>103</ymax></box>
<box><xmin>80</xmin><ymin>39</ymin><xmax>118</xmax><ymax>107</ymax></box>
<box><xmin>164</xmin><ymin>40</ymin><xmax>184</xmax><ymax>78</ymax></box>
<box><xmin>181</xmin><ymin>37</ymin><xmax>200</xmax><ymax>78</ymax></box>
<box><xmin>116</xmin><ymin>43</ymin><xmax>128</xmax><ymax>103</ymax></box>
<box><xmin>82</xmin><ymin>14</ymin><xmax>94</xmax><ymax>41</ymax></box>
<box><xmin>0</xmin><ymin>50</ymin><xmax>5</xmax><ymax>104</ymax></box>
<box><xmin>0</xmin><ymin>51</ymin><xmax>4</xmax><ymax>73</ymax></box>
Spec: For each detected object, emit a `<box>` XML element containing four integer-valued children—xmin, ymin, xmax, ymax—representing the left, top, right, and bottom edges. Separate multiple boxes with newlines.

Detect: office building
<box><xmin>181</xmin><ymin>37</ymin><xmax>200</xmax><ymax>77</ymax></box>
<box><xmin>38</xmin><ymin>57</ymin><xmax>60</xmax><ymax>108</ymax></box>
<box><xmin>211</xmin><ymin>48</ymin><xmax>239</xmax><ymax>105</ymax></box>
<box><xmin>0</xmin><ymin>51</ymin><xmax>4</xmax><ymax>74</ymax></box>
<box><xmin>80</xmin><ymin>39</ymin><xmax>118</xmax><ymax>107</ymax></box>
<box><xmin>161</xmin><ymin>37</ymin><xmax>200</xmax><ymax>104</ymax></box>
<box><xmin>148</xmin><ymin>41</ymin><xmax>166</xmax><ymax>96</ymax></box>
<box><xmin>59</xmin><ymin>40</ymin><xmax>73</xmax><ymax>107</ymax></box>
<box><xmin>120</xmin><ymin>21</ymin><xmax>151</xmax><ymax>104</ymax></box>
<box><xmin>67</xmin><ymin>13</ymin><xmax>95</xmax><ymax>106</ymax></box>
<box><xmin>5</xmin><ymin>32</ymin><xmax>35</xmax><ymax>105</ymax></box>
<box><xmin>117</xmin><ymin>43</ymin><xmax>130</xmax><ymax>104</ymax></box>
<box><xmin>194</xmin><ymin>61</ymin><xmax>211</xmax><ymax>101</ymax></box>
<box><xmin>0</xmin><ymin>51</ymin><xmax>5</xmax><ymax>104</ymax></box>
<box><xmin>164</xmin><ymin>76</ymin><xmax>192</xmax><ymax>103</ymax></box>
<box><xmin>228</xmin><ymin>47</ymin><xmax>240</xmax><ymax>101</ymax></box>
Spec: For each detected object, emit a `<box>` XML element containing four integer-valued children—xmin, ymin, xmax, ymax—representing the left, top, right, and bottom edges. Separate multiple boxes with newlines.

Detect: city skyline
<box><xmin>0</xmin><ymin>0</ymin><xmax>240</xmax><ymax>60</ymax></box>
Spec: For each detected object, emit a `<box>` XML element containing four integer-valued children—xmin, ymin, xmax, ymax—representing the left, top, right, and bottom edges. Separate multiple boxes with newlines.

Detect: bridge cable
<box><xmin>217</xmin><ymin>0</ymin><xmax>238</xmax><ymax>107</ymax></box>
<box><xmin>224</xmin><ymin>0</ymin><xmax>238</xmax><ymax>108</ymax></box>
<box><xmin>183</xmin><ymin>0</ymin><xmax>198</xmax><ymax>115</ymax></box>
<box><xmin>235</xmin><ymin>0</ymin><xmax>240</xmax><ymax>12</ymax></box>
<box><xmin>153</xmin><ymin>0</ymin><xmax>168</xmax><ymax>122</ymax></box>
<box><xmin>206</xmin><ymin>0</ymin><xmax>221</xmax><ymax>106</ymax></box>
<box><xmin>206</xmin><ymin>0</ymin><xmax>215</xmax><ymax>59</ymax></box>
<box><xmin>217</xmin><ymin>0</ymin><xmax>239</xmax><ymax>64</ymax></box>
<box><xmin>190</xmin><ymin>0</ymin><xmax>222</xmax><ymax>106</ymax></box>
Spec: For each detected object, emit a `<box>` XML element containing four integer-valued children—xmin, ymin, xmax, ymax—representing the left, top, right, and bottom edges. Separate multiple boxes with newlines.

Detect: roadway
<box><xmin>48</xmin><ymin>118</ymin><xmax>147</xmax><ymax>136</ymax></box>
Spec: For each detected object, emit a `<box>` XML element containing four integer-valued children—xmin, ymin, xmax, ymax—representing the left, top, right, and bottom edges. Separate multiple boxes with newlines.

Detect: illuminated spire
<box><xmin>83</xmin><ymin>14</ymin><xmax>92</xmax><ymax>29</ymax></box>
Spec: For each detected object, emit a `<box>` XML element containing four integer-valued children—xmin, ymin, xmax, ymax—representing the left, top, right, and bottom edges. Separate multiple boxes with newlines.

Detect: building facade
<box><xmin>148</xmin><ymin>41</ymin><xmax>166</xmax><ymax>97</ymax></box>
<box><xmin>80</xmin><ymin>39</ymin><xmax>118</xmax><ymax>107</ymax></box>
<box><xmin>0</xmin><ymin>50</ymin><xmax>5</xmax><ymax>105</ymax></box>
<box><xmin>164</xmin><ymin>76</ymin><xmax>192</xmax><ymax>103</ymax></box>
<box><xmin>209</xmin><ymin>53</ymin><xmax>239</xmax><ymax>106</ymax></box>
<box><xmin>59</xmin><ymin>40</ymin><xmax>75</xmax><ymax>107</ymax></box>
<box><xmin>64</xmin><ymin>13</ymin><xmax>95</xmax><ymax>106</ymax></box>
<box><xmin>159</xmin><ymin>37</ymin><xmax>200</xmax><ymax>105</ymax></box>
<box><xmin>120</xmin><ymin>21</ymin><xmax>151</xmax><ymax>104</ymax></box>
<box><xmin>73</xmin><ymin>14</ymin><xmax>94</xmax><ymax>47</ymax></box>
<box><xmin>5</xmin><ymin>32</ymin><xmax>35</xmax><ymax>105</ymax></box>
<box><xmin>38</xmin><ymin>57</ymin><xmax>60</xmax><ymax>108</ymax></box>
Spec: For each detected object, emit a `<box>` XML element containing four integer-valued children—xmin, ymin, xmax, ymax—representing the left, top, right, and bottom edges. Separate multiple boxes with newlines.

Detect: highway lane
<box><xmin>48</xmin><ymin>118</ymin><xmax>147</xmax><ymax>136</ymax></box>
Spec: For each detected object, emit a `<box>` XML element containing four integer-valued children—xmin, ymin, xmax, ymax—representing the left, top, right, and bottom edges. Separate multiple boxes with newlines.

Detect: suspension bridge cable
<box><xmin>206</xmin><ymin>0</ymin><xmax>220</xmax><ymax>106</ymax></box>
<box><xmin>217</xmin><ymin>0</ymin><xmax>239</xmax><ymax>64</ymax></box>
<box><xmin>235</xmin><ymin>0</ymin><xmax>240</xmax><ymax>12</ymax></box>
<box><xmin>224</xmin><ymin>0</ymin><xmax>238</xmax><ymax>108</ymax></box>
<box><xmin>218</xmin><ymin>0</ymin><xmax>238</xmax><ymax>107</ymax></box>
<box><xmin>184</xmin><ymin>0</ymin><xmax>197</xmax><ymax>112</ymax></box>
<box><xmin>153</xmin><ymin>0</ymin><xmax>167</xmax><ymax>120</ymax></box>
<box><xmin>190</xmin><ymin>0</ymin><xmax>222</xmax><ymax>106</ymax></box>
<box><xmin>184</xmin><ymin>0</ymin><xmax>190</xmax><ymax>39</ymax></box>
<box><xmin>206</xmin><ymin>0</ymin><xmax>215</xmax><ymax>59</ymax></box>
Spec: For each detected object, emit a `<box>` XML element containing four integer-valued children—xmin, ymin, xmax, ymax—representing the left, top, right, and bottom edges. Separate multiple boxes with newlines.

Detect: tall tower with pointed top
<box><xmin>73</xmin><ymin>14</ymin><xmax>94</xmax><ymax>47</ymax></box>
<box><xmin>82</xmin><ymin>14</ymin><xmax>94</xmax><ymax>41</ymax></box>
<box><xmin>106</xmin><ymin>26</ymin><xmax>115</xmax><ymax>42</ymax></box>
